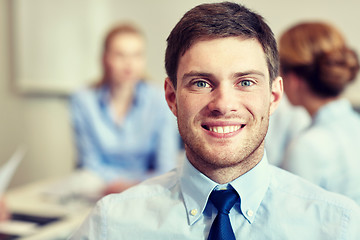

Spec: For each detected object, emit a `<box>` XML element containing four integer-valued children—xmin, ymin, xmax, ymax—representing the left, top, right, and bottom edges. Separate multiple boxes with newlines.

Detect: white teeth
<box><xmin>208</xmin><ymin>125</ymin><xmax>242</xmax><ymax>134</ymax></box>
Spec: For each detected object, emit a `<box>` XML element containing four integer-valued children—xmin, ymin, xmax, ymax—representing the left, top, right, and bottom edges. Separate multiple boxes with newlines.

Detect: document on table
<box><xmin>0</xmin><ymin>147</ymin><xmax>33</xmax><ymax>238</ymax></box>
<box><xmin>0</xmin><ymin>220</ymin><xmax>38</xmax><ymax>237</ymax></box>
<box><xmin>0</xmin><ymin>146</ymin><xmax>26</xmax><ymax>196</ymax></box>
<box><xmin>41</xmin><ymin>169</ymin><xmax>106</xmax><ymax>205</ymax></box>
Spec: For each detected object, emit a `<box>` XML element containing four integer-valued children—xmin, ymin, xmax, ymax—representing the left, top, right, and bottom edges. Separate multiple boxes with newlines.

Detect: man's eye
<box><xmin>240</xmin><ymin>80</ymin><xmax>253</xmax><ymax>87</ymax></box>
<box><xmin>195</xmin><ymin>81</ymin><xmax>209</xmax><ymax>88</ymax></box>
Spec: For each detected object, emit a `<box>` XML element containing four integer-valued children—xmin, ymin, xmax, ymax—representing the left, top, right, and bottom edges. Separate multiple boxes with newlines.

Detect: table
<box><xmin>2</xmin><ymin>172</ymin><xmax>102</xmax><ymax>240</ymax></box>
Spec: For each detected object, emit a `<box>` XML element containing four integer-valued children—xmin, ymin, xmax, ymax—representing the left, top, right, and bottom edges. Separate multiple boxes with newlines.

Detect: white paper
<box><xmin>0</xmin><ymin>147</ymin><xmax>26</xmax><ymax>195</ymax></box>
<box><xmin>0</xmin><ymin>220</ymin><xmax>38</xmax><ymax>236</ymax></box>
<box><xmin>42</xmin><ymin>169</ymin><xmax>105</xmax><ymax>205</ymax></box>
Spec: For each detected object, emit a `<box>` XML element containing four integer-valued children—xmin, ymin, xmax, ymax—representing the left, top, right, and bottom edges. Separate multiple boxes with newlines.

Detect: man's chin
<box><xmin>190</xmin><ymin>148</ymin><xmax>242</xmax><ymax>168</ymax></box>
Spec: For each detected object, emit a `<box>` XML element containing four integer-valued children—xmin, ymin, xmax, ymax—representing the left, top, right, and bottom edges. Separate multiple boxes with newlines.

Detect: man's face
<box><xmin>104</xmin><ymin>33</ymin><xmax>146</xmax><ymax>84</ymax></box>
<box><xmin>165</xmin><ymin>37</ymin><xmax>282</xmax><ymax>171</ymax></box>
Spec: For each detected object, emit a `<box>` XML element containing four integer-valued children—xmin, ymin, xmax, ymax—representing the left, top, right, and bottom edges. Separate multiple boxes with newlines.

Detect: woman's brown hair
<box><xmin>96</xmin><ymin>23</ymin><xmax>144</xmax><ymax>88</ymax></box>
<box><xmin>280</xmin><ymin>22</ymin><xmax>359</xmax><ymax>97</ymax></box>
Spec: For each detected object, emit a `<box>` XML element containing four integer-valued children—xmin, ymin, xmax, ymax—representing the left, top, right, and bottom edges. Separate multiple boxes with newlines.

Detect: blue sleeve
<box><xmin>69</xmin><ymin>93</ymin><xmax>119</xmax><ymax>182</ymax></box>
<box><xmin>154</xmin><ymin>107</ymin><xmax>180</xmax><ymax>174</ymax></box>
<box><xmin>143</xmin><ymin>95</ymin><xmax>181</xmax><ymax>179</ymax></box>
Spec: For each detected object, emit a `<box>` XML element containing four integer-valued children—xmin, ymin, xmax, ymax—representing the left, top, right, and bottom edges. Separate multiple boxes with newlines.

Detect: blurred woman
<box><xmin>70</xmin><ymin>23</ymin><xmax>180</xmax><ymax>195</ymax></box>
<box><xmin>280</xmin><ymin>22</ymin><xmax>360</xmax><ymax>203</ymax></box>
<box><xmin>265</xmin><ymin>94</ymin><xmax>310</xmax><ymax>166</ymax></box>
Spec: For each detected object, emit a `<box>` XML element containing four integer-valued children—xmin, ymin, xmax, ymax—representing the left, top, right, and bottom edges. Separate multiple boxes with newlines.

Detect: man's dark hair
<box><xmin>165</xmin><ymin>1</ymin><xmax>279</xmax><ymax>88</ymax></box>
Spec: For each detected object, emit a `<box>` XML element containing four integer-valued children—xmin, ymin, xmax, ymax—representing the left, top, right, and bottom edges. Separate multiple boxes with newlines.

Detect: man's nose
<box><xmin>207</xmin><ymin>85</ymin><xmax>238</xmax><ymax>116</ymax></box>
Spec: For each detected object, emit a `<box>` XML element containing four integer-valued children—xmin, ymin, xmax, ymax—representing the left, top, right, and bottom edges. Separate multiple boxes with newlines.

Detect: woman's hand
<box><xmin>102</xmin><ymin>180</ymin><xmax>138</xmax><ymax>196</ymax></box>
<box><xmin>0</xmin><ymin>197</ymin><xmax>10</xmax><ymax>221</ymax></box>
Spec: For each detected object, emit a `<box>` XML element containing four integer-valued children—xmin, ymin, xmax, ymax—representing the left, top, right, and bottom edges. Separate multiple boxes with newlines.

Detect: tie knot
<box><xmin>209</xmin><ymin>188</ymin><xmax>239</xmax><ymax>215</ymax></box>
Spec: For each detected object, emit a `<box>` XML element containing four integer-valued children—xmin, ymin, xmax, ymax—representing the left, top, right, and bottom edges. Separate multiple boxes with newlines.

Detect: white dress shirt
<box><xmin>70</xmin><ymin>152</ymin><xmax>360</xmax><ymax>239</ymax></box>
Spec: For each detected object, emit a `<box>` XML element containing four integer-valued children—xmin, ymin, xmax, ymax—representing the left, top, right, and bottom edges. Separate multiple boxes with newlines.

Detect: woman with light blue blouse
<box><xmin>70</xmin><ymin>23</ymin><xmax>180</xmax><ymax>195</ymax></box>
<box><xmin>265</xmin><ymin>94</ymin><xmax>310</xmax><ymax>166</ymax></box>
<box><xmin>280</xmin><ymin>22</ymin><xmax>360</xmax><ymax>204</ymax></box>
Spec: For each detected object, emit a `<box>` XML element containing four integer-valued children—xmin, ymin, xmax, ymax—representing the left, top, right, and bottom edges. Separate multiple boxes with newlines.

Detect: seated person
<box><xmin>265</xmin><ymin>94</ymin><xmax>310</xmax><ymax>166</ymax></box>
<box><xmin>280</xmin><ymin>22</ymin><xmax>360</xmax><ymax>204</ymax></box>
<box><xmin>70</xmin><ymin>23</ymin><xmax>180</xmax><ymax>195</ymax></box>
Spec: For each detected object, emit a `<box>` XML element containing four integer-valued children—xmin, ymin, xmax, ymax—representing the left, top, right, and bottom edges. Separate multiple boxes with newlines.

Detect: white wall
<box><xmin>0</xmin><ymin>0</ymin><xmax>25</xmax><ymax>187</ymax></box>
<box><xmin>1</xmin><ymin>0</ymin><xmax>75</xmax><ymax>188</ymax></box>
<box><xmin>2</xmin><ymin>0</ymin><xmax>360</xmax><ymax>188</ymax></box>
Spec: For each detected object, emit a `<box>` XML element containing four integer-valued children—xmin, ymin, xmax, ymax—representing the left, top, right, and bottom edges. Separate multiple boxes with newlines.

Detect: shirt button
<box><xmin>246</xmin><ymin>209</ymin><xmax>254</xmax><ymax>217</ymax></box>
<box><xmin>190</xmin><ymin>209</ymin><xmax>198</xmax><ymax>216</ymax></box>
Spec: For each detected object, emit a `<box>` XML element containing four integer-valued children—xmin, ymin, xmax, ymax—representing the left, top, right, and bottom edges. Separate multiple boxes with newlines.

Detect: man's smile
<box><xmin>201</xmin><ymin>122</ymin><xmax>246</xmax><ymax>137</ymax></box>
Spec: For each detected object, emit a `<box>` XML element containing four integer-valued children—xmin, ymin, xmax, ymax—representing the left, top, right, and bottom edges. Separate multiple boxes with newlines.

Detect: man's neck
<box><xmin>186</xmin><ymin>146</ymin><xmax>264</xmax><ymax>184</ymax></box>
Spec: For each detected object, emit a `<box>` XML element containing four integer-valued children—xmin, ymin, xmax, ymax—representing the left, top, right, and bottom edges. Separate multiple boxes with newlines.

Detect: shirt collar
<box><xmin>179</xmin><ymin>156</ymin><xmax>218</xmax><ymax>225</ymax></box>
<box><xmin>179</xmin><ymin>153</ymin><xmax>270</xmax><ymax>225</ymax></box>
<box><xmin>230</xmin><ymin>153</ymin><xmax>270</xmax><ymax>223</ymax></box>
<box><xmin>97</xmin><ymin>82</ymin><xmax>145</xmax><ymax>107</ymax></box>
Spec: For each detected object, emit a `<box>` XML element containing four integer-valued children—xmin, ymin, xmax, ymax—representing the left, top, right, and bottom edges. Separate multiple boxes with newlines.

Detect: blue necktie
<box><xmin>207</xmin><ymin>188</ymin><xmax>239</xmax><ymax>240</ymax></box>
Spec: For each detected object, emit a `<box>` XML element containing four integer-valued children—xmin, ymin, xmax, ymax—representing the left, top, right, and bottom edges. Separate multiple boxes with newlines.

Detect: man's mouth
<box><xmin>202</xmin><ymin>124</ymin><xmax>246</xmax><ymax>134</ymax></box>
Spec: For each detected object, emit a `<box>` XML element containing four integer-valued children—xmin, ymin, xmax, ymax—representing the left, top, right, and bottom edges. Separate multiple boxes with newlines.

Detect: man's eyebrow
<box><xmin>182</xmin><ymin>71</ymin><xmax>214</xmax><ymax>81</ymax></box>
<box><xmin>181</xmin><ymin>70</ymin><xmax>266</xmax><ymax>81</ymax></box>
<box><xmin>233</xmin><ymin>70</ymin><xmax>266</xmax><ymax>78</ymax></box>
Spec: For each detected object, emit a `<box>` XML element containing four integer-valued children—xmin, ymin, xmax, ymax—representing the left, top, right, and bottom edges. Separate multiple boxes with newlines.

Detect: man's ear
<box><xmin>269</xmin><ymin>76</ymin><xmax>283</xmax><ymax>116</ymax></box>
<box><xmin>164</xmin><ymin>77</ymin><xmax>178</xmax><ymax>117</ymax></box>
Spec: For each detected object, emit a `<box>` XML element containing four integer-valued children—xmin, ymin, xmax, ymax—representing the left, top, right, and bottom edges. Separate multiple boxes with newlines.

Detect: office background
<box><xmin>1</xmin><ymin>0</ymin><xmax>360</xmax><ymax>188</ymax></box>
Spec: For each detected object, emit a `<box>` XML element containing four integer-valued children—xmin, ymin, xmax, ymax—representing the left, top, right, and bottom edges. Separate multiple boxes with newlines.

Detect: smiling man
<box><xmin>167</xmin><ymin>36</ymin><xmax>278</xmax><ymax>184</ymax></box>
<box><xmin>71</xmin><ymin>2</ymin><xmax>360</xmax><ymax>239</ymax></box>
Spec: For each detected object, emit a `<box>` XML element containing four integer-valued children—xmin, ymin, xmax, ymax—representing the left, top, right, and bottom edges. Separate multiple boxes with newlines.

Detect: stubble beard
<box><xmin>178</xmin><ymin>114</ymin><xmax>269</xmax><ymax>176</ymax></box>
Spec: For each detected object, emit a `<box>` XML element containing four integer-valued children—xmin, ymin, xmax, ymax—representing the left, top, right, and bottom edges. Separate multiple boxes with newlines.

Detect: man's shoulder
<box><xmin>100</xmin><ymin>169</ymin><xmax>180</xmax><ymax>207</ymax></box>
<box><xmin>93</xmin><ymin>169</ymin><xmax>189</xmax><ymax>234</ymax></box>
<box><xmin>71</xmin><ymin>170</ymin><xmax>194</xmax><ymax>239</ymax></box>
<box><xmin>269</xmin><ymin>166</ymin><xmax>360</xmax><ymax>214</ymax></box>
<box><xmin>253</xmin><ymin>166</ymin><xmax>360</xmax><ymax>238</ymax></box>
